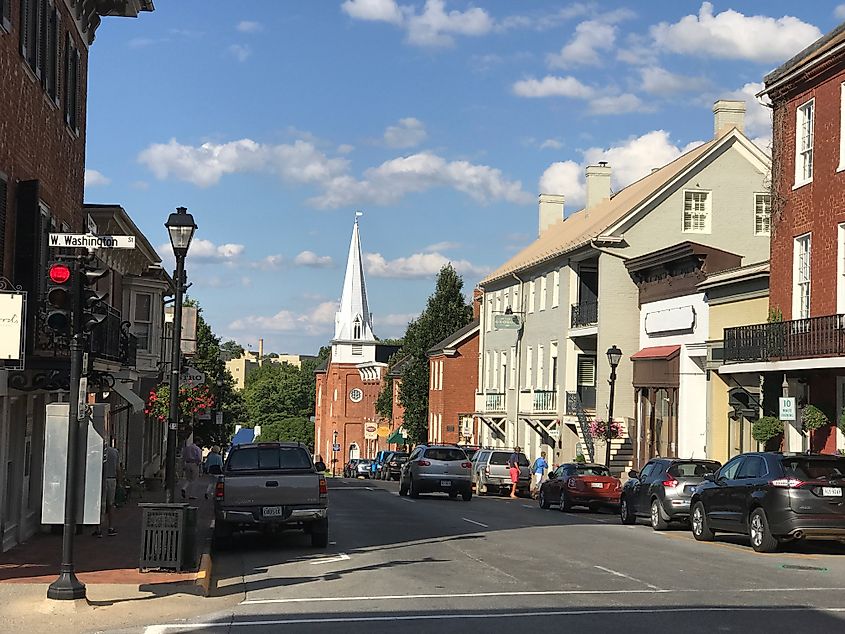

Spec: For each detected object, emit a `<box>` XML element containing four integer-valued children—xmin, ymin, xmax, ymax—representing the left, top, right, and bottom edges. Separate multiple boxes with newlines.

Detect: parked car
<box><xmin>380</xmin><ymin>452</ymin><xmax>409</xmax><ymax>480</ymax></box>
<box><xmin>690</xmin><ymin>452</ymin><xmax>845</xmax><ymax>552</ymax></box>
<box><xmin>460</xmin><ymin>445</ymin><xmax>481</xmax><ymax>461</ymax></box>
<box><xmin>620</xmin><ymin>458</ymin><xmax>721</xmax><ymax>530</ymax></box>
<box><xmin>538</xmin><ymin>463</ymin><xmax>621</xmax><ymax>512</ymax></box>
<box><xmin>355</xmin><ymin>459</ymin><xmax>373</xmax><ymax>478</ymax></box>
<box><xmin>472</xmin><ymin>449</ymin><xmax>531</xmax><ymax>496</ymax></box>
<box><xmin>371</xmin><ymin>450</ymin><xmax>392</xmax><ymax>478</ymax></box>
<box><xmin>399</xmin><ymin>445</ymin><xmax>472</xmax><ymax>500</ymax></box>
<box><xmin>212</xmin><ymin>442</ymin><xmax>328</xmax><ymax>548</ymax></box>
<box><xmin>343</xmin><ymin>458</ymin><xmax>360</xmax><ymax>478</ymax></box>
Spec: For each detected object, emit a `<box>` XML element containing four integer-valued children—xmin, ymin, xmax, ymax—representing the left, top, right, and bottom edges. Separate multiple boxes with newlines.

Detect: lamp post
<box><xmin>165</xmin><ymin>207</ymin><xmax>197</xmax><ymax>503</ymax></box>
<box><xmin>605</xmin><ymin>345</ymin><xmax>622</xmax><ymax>470</ymax></box>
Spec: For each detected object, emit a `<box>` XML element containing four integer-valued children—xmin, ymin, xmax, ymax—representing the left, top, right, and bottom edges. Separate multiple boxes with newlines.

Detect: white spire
<box><xmin>334</xmin><ymin>213</ymin><xmax>375</xmax><ymax>342</ymax></box>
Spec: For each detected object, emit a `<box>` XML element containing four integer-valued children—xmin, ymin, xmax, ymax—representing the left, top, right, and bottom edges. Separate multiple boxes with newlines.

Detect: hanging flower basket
<box><xmin>146</xmin><ymin>383</ymin><xmax>215</xmax><ymax>424</ymax></box>
<box><xmin>589</xmin><ymin>418</ymin><xmax>624</xmax><ymax>440</ymax></box>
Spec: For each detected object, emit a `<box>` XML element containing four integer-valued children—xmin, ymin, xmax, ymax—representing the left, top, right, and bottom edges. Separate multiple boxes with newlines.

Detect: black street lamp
<box><xmin>165</xmin><ymin>207</ymin><xmax>197</xmax><ymax>503</ymax></box>
<box><xmin>605</xmin><ymin>345</ymin><xmax>622</xmax><ymax>470</ymax></box>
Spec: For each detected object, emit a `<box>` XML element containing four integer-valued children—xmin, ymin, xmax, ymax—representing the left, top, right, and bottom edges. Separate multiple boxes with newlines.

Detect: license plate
<box><xmin>822</xmin><ymin>487</ymin><xmax>842</xmax><ymax>497</ymax></box>
<box><xmin>440</xmin><ymin>480</ymin><xmax>452</xmax><ymax>487</ymax></box>
<box><xmin>262</xmin><ymin>506</ymin><xmax>283</xmax><ymax>517</ymax></box>
<box><xmin>591</xmin><ymin>482</ymin><xmax>604</xmax><ymax>488</ymax></box>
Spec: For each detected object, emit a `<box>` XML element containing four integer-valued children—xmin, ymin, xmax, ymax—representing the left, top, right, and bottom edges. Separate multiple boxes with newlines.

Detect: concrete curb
<box><xmin>194</xmin><ymin>552</ymin><xmax>213</xmax><ymax>596</ymax></box>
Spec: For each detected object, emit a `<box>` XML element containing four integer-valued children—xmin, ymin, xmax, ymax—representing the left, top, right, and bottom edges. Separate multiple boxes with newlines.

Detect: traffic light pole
<box><xmin>48</xmin><ymin>264</ymin><xmax>86</xmax><ymax>601</ymax></box>
<box><xmin>165</xmin><ymin>257</ymin><xmax>186</xmax><ymax>503</ymax></box>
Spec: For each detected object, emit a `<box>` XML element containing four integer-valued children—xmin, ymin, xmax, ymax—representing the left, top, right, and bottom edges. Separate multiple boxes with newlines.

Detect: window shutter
<box><xmin>20</xmin><ymin>0</ymin><xmax>31</xmax><ymax>61</ymax></box>
<box><xmin>577</xmin><ymin>356</ymin><xmax>596</xmax><ymax>387</ymax></box>
<box><xmin>1</xmin><ymin>0</ymin><xmax>11</xmax><ymax>32</ymax></box>
<box><xmin>36</xmin><ymin>0</ymin><xmax>47</xmax><ymax>80</ymax></box>
<box><xmin>13</xmin><ymin>180</ymin><xmax>41</xmax><ymax>296</ymax></box>
<box><xmin>0</xmin><ymin>177</ymin><xmax>7</xmax><ymax>277</ymax></box>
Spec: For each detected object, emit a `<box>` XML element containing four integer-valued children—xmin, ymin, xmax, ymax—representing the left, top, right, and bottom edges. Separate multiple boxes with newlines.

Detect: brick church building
<box><xmin>314</xmin><ymin>217</ymin><xmax>399</xmax><ymax>468</ymax></box>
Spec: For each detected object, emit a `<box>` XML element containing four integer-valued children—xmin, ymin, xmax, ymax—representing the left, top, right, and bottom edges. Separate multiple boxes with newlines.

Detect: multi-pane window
<box><xmin>133</xmin><ymin>292</ymin><xmax>153</xmax><ymax>351</ymax></box>
<box><xmin>552</xmin><ymin>270</ymin><xmax>560</xmax><ymax>308</ymax></box>
<box><xmin>754</xmin><ymin>194</ymin><xmax>771</xmax><ymax>236</ymax></box>
<box><xmin>794</xmin><ymin>234</ymin><xmax>811</xmax><ymax>320</ymax></box>
<box><xmin>19</xmin><ymin>0</ymin><xmax>60</xmax><ymax>101</ymax></box>
<box><xmin>683</xmin><ymin>190</ymin><xmax>710</xmax><ymax>233</ymax></box>
<box><xmin>796</xmin><ymin>99</ymin><xmax>814</xmax><ymax>185</ymax></box>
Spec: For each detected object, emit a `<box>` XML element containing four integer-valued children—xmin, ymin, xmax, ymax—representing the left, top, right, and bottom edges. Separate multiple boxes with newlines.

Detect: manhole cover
<box><xmin>781</xmin><ymin>564</ymin><xmax>828</xmax><ymax>572</ymax></box>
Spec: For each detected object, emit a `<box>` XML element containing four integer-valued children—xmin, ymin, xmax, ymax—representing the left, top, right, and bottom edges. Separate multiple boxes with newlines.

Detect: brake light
<box><xmin>418</xmin><ymin>460</ymin><xmax>431</xmax><ymax>467</ymax></box>
<box><xmin>771</xmin><ymin>478</ymin><xmax>804</xmax><ymax>488</ymax></box>
<box><xmin>662</xmin><ymin>478</ymin><xmax>679</xmax><ymax>489</ymax></box>
<box><xmin>214</xmin><ymin>480</ymin><xmax>224</xmax><ymax>500</ymax></box>
<box><xmin>461</xmin><ymin>462</ymin><xmax>472</xmax><ymax>468</ymax></box>
<box><xmin>319</xmin><ymin>478</ymin><xmax>328</xmax><ymax>496</ymax></box>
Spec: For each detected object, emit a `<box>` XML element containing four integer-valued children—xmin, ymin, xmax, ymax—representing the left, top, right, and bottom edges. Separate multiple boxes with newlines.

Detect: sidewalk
<box><xmin>0</xmin><ymin>477</ymin><xmax>214</xmax><ymax>586</ymax></box>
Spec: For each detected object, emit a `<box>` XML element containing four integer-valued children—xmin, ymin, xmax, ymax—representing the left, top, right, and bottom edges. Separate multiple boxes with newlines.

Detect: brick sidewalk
<box><xmin>0</xmin><ymin>478</ymin><xmax>214</xmax><ymax>586</ymax></box>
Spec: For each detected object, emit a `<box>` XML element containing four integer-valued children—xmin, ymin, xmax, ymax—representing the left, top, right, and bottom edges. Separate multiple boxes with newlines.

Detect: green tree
<box><xmin>259</xmin><ymin>414</ymin><xmax>314</xmax><ymax>445</ymax></box>
<box><xmin>398</xmin><ymin>265</ymin><xmax>472</xmax><ymax>443</ymax></box>
<box><xmin>219</xmin><ymin>339</ymin><xmax>245</xmax><ymax>361</ymax></box>
<box><xmin>244</xmin><ymin>362</ymin><xmax>312</xmax><ymax>425</ymax></box>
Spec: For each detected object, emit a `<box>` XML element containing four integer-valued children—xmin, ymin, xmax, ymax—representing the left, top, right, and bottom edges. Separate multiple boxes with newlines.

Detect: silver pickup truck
<box><xmin>213</xmin><ymin>442</ymin><xmax>328</xmax><ymax>547</ymax></box>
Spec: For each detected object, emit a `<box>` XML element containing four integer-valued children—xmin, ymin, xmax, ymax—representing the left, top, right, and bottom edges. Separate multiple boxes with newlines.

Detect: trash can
<box><xmin>139</xmin><ymin>503</ymin><xmax>198</xmax><ymax>572</ymax></box>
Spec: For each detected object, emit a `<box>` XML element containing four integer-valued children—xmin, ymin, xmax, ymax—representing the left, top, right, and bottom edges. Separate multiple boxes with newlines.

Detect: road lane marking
<box><xmin>308</xmin><ymin>553</ymin><xmax>350</xmax><ymax>565</ymax></box>
<box><xmin>462</xmin><ymin>518</ymin><xmax>489</xmax><ymax>528</ymax></box>
<box><xmin>147</xmin><ymin>606</ymin><xmax>845</xmax><ymax>630</ymax></box>
<box><xmin>593</xmin><ymin>565</ymin><xmax>663</xmax><ymax>591</ymax></box>
<box><xmin>522</xmin><ymin>504</ymin><xmax>534</xmax><ymax>509</ymax></box>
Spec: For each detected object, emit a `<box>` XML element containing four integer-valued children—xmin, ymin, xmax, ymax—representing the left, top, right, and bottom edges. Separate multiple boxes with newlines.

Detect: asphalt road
<box><xmin>143</xmin><ymin>478</ymin><xmax>845</xmax><ymax>633</ymax></box>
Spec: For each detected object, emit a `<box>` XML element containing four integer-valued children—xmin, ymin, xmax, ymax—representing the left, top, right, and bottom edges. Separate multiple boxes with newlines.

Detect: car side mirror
<box><xmin>548</xmin><ymin>472</ymin><xmax>557</xmax><ymax>480</ymax></box>
<box><xmin>628</xmin><ymin>470</ymin><xmax>638</xmax><ymax>479</ymax></box>
<box><xmin>315</xmin><ymin>461</ymin><xmax>327</xmax><ymax>472</ymax></box>
<box><xmin>703</xmin><ymin>473</ymin><xmax>715</xmax><ymax>482</ymax></box>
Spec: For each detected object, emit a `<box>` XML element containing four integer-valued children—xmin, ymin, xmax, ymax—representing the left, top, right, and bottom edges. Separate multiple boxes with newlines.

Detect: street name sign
<box><xmin>779</xmin><ymin>397</ymin><xmax>797</xmax><ymax>421</ymax></box>
<box><xmin>49</xmin><ymin>233</ymin><xmax>136</xmax><ymax>249</ymax></box>
<box><xmin>494</xmin><ymin>314</ymin><xmax>521</xmax><ymax>330</ymax></box>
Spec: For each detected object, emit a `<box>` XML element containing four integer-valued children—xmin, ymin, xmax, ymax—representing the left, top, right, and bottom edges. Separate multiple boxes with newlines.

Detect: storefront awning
<box><xmin>632</xmin><ymin>345</ymin><xmax>681</xmax><ymax>388</ymax></box>
<box><xmin>112</xmin><ymin>380</ymin><xmax>145</xmax><ymax>414</ymax></box>
<box><xmin>631</xmin><ymin>345</ymin><xmax>681</xmax><ymax>360</ymax></box>
<box><xmin>387</xmin><ymin>429</ymin><xmax>406</xmax><ymax>444</ymax></box>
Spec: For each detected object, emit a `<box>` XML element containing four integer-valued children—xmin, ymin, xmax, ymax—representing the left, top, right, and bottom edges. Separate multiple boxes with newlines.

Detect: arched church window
<box><xmin>353</xmin><ymin>316</ymin><xmax>362</xmax><ymax>339</ymax></box>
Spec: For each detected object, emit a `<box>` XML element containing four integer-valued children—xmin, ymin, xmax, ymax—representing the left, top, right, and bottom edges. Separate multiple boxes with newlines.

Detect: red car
<box><xmin>538</xmin><ymin>463</ymin><xmax>622</xmax><ymax>512</ymax></box>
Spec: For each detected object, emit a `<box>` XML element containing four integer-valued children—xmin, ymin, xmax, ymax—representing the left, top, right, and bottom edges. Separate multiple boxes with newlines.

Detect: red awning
<box><xmin>630</xmin><ymin>345</ymin><xmax>681</xmax><ymax>360</ymax></box>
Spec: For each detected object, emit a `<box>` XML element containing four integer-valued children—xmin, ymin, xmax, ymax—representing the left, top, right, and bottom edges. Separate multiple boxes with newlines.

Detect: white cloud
<box><xmin>128</xmin><ymin>37</ymin><xmax>156</xmax><ymax>49</ymax></box>
<box><xmin>589</xmin><ymin>93</ymin><xmax>646</xmax><ymax>115</ymax></box>
<box><xmin>639</xmin><ymin>66</ymin><xmax>709</xmax><ymax>95</ymax></box>
<box><xmin>651</xmin><ymin>2</ymin><xmax>821</xmax><ymax>64</ymax></box>
<box><xmin>837</xmin><ymin>5</ymin><xmax>845</xmax><ymax>20</ymax></box>
<box><xmin>236</xmin><ymin>20</ymin><xmax>262</xmax><ymax>33</ymax></box>
<box><xmin>512</xmin><ymin>75</ymin><xmax>595</xmax><ymax>99</ymax></box>
<box><xmin>376</xmin><ymin>312</ymin><xmax>417</xmax><ymax>335</ymax></box>
<box><xmin>423</xmin><ymin>241</ymin><xmax>461</xmax><ymax>252</ymax></box>
<box><xmin>539</xmin><ymin>130</ymin><xmax>700</xmax><ymax>208</ymax></box>
<box><xmin>253</xmin><ymin>254</ymin><xmax>285</xmax><ymax>270</ymax></box>
<box><xmin>383</xmin><ymin>117</ymin><xmax>427</xmax><ymax>148</ymax></box>
<box><xmin>364</xmin><ymin>251</ymin><xmax>488</xmax><ymax>279</ymax></box>
<box><xmin>228</xmin><ymin>44</ymin><xmax>251</xmax><ymax>62</ymax></box>
<box><xmin>341</xmin><ymin>0</ymin><xmax>404</xmax><ymax>25</ymax></box>
<box><xmin>158</xmin><ymin>239</ymin><xmax>245</xmax><ymax>266</ymax></box>
<box><xmin>540</xmin><ymin>138</ymin><xmax>564</xmax><ymax>150</ymax></box>
<box><xmin>337</xmin><ymin>144</ymin><xmax>355</xmax><ymax>154</ymax></box>
<box><xmin>294</xmin><ymin>250</ymin><xmax>334</xmax><ymax>268</ymax></box>
<box><xmin>548</xmin><ymin>20</ymin><xmax>616</xmax><ymax>68</ymax></box>
<box><xmin>139</xmin><ymin>137</ymin><xmax>527</xmax><ymax>208</ymax></box>
<box><xmin>343</xmin><ymin>0</ymin><xmax>493</xmax><ymax>47</ymax></box>
<box><xmin>84</xmin><ymin>169</ymin><xmax>110</xmax><ymax>187</ymax></box>
<box><xmin>229</xmin><ymin>301</ymin><xmax>338</xmax><ymax>335</ymax></box>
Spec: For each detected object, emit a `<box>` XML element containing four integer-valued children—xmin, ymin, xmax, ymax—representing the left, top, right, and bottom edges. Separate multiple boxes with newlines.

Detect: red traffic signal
<box><xmin>49</xmin><ymin>263</ymin><xmax>72</xmax><ymax>284</ymax></box>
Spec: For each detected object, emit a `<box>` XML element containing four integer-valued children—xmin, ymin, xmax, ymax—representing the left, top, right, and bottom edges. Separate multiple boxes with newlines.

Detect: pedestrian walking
<box><xmin>181</xmin><ymin>437</ymin><xmax>203</xmax><ymax>500</ymax></box>
<box><xmin>531</xmin><ymin>451</ymin><xmax>549</xmax><ymax>497</ymax></box>
<box><xmin>205</xmin><ymin>445</ymin><xmax>224</xmax><ymax>475</ymax></box>
<box><xmin>93</xmin><ymin>440</ymin><xmax>122</xmax><ymax>537</ymax></box>
<box><xmin>508</xmin><ymin>446</ymin><xmax>521</xmax><ymax>499</ymax></box>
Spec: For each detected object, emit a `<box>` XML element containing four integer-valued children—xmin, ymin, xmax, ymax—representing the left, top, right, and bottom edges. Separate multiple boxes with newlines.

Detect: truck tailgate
<box><xmin>223</xmin><ymin>473</ymin><xmax>321</xmax><ymax>507</ymax></box>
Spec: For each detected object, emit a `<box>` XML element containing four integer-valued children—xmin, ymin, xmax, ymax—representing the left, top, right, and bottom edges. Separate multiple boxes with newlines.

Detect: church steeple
<box><xmin>334</xmin><ymin>213</ymin><xmax>375</xmax><ymax>342</ymax></box>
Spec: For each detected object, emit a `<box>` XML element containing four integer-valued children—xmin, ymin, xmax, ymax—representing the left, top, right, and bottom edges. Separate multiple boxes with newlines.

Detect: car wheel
<box><xmin>462</xmin><ymin>490</ymin><xmax>472</xmax><ymax>501</ymax></box>
<box><xmin>749</xmin><ymin>508</ymin><xmax>778</xmax><ymax>553</ymax></box>
<box><xmin>409</xmin><ymin>478</ymin><xmax>420</xmax><ymax>498</ymax></box>
<box><xmin>310</xmin><ymin>519</ymin><xmax>329</xmax><ymax>548</ymax></box>
<box><xmin>651</xmin><ymin>499</ymin><xmax>670</xmax><ymax>531</ymax></box>
<box><xmin>477</xmin><ymin>482</ymin><xmax>488</xmax><ymax>495</ymax></box>
<box><xmin>620</xmin><ymin>497</ymin><xmax>636</xmax><ymax>525</ymax></box>
<box><xmin>539</xmin><ymin>489</ymin><xmax>551</xmax><ymax>510</ymax></box>
<box><xmin>691</xmin><ymin>501</ymin><xmax>715</xmax><ymax>541</ymax></box>
<box><xmin>399</xmin><ymin>477</ymin><xmax>409</xmax><ymax>496</ymax></box>
<box><xmin>558</xmin><ymin>492</ymin><xmax>572</xmax><ymax>512</ymax></box>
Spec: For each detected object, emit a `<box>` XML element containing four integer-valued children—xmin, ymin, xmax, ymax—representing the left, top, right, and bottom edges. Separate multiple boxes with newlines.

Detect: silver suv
<box><xmin>471</xmin><ymin>449</ymin><xmax>531</xmax><ymax>496</ymax></box>
<box><xmin>399</xmin><ymin>445</ymin><xmax>472</xmax><ymax>501</ymax></box>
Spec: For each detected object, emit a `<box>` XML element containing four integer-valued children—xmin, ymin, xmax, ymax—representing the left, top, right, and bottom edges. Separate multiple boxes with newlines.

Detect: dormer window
<box><xmin>353</xmin><ymin>316</ymin><xmax>362</xmax><ymax>340</ymax></box>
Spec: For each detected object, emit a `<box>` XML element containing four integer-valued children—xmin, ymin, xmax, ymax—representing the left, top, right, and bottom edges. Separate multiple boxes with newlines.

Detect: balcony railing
<box><xmin>571</xmin><ymin>301</ymin><xmax>598</xmax><ymax>328</ymax></box>
<box><xmin>532</xmin><ymin>390</ymin><xmax>557</xmax><ymax>413</ymax></box>
<box><xmin>724</xmin><ymin>315</ymin><xmax>845</xmax><ymax>363</ymax></box>
<box><xmin>485</xmin><ymin>392</ymin><xmax>505</xmax><ymax>412</ymax></box>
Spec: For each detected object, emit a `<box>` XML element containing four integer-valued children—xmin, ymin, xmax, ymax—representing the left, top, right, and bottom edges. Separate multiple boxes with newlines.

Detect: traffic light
<box><xmin>45</xmin><ymin>260</ymin><xmax>75</xmax><ymax>332</ymax></box>
<box><xmin>80</xmin><ymin>265</ymin><xmax>109</xmax><ymax>332</ymax></box>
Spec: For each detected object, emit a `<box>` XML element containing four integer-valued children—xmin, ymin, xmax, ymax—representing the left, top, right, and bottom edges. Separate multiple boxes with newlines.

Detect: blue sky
<box><xmin>84</xmin><ymin>1</ymin><xmax>843</xmax><ymax>354</ymax></box>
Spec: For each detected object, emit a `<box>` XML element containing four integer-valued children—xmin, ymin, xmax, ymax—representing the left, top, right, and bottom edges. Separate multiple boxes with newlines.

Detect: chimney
<box><xmin>258</xmin><ymin>338</ymin><xmax>264</xmax><ymax>367</ymax></box>
<box><xmin>538</xmin><ymin>193</ymin><xmax>565</xmax><ymax>235</ymax></box>
<box><xmin>713</xmin><ymin>99</ymin><xmax>745</xmax><ymax>136</ymax></box>
<box><xmin>585</xmin><ymin>162</ymin><xmax>612</xmax><ymax>211</ymax></box>
<box><xmin>472</xmin><ymin>287</ymin><xmax>483</xmax><ymax>319</ymax></box>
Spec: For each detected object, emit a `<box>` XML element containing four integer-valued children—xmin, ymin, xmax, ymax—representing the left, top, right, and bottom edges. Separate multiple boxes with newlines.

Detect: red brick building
<box><xmin>313</xmin><ymin>218</ymin><xmax>399</xmax><ymax>469</ymax></box>
<box><xmin>426</xmin><ymin>319</ymin><xmax>479</xmax><ymax>446</ymax></box>
<box><xmin>721</xmin><ymin>23</ymin><xmax>845</xmax><ymax>453</ymax></box>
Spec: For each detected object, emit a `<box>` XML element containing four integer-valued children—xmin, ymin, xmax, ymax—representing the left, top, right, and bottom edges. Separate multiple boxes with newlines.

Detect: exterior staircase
<box><xmin>566</xmin><ymin>392</ymin><xmax>634</xmax><ymax>477</ymax></box>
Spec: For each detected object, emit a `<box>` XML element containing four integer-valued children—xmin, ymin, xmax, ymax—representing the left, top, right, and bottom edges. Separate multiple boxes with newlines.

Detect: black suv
<box><xmin>621</xmin><ymin>458</ymin><xmax>720</xmax><ymax>530</ymax></box>
<box><xmin>690</xmin><ymin>452</ymin><xmax>845</xmax><ymax>552</ymax></box>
